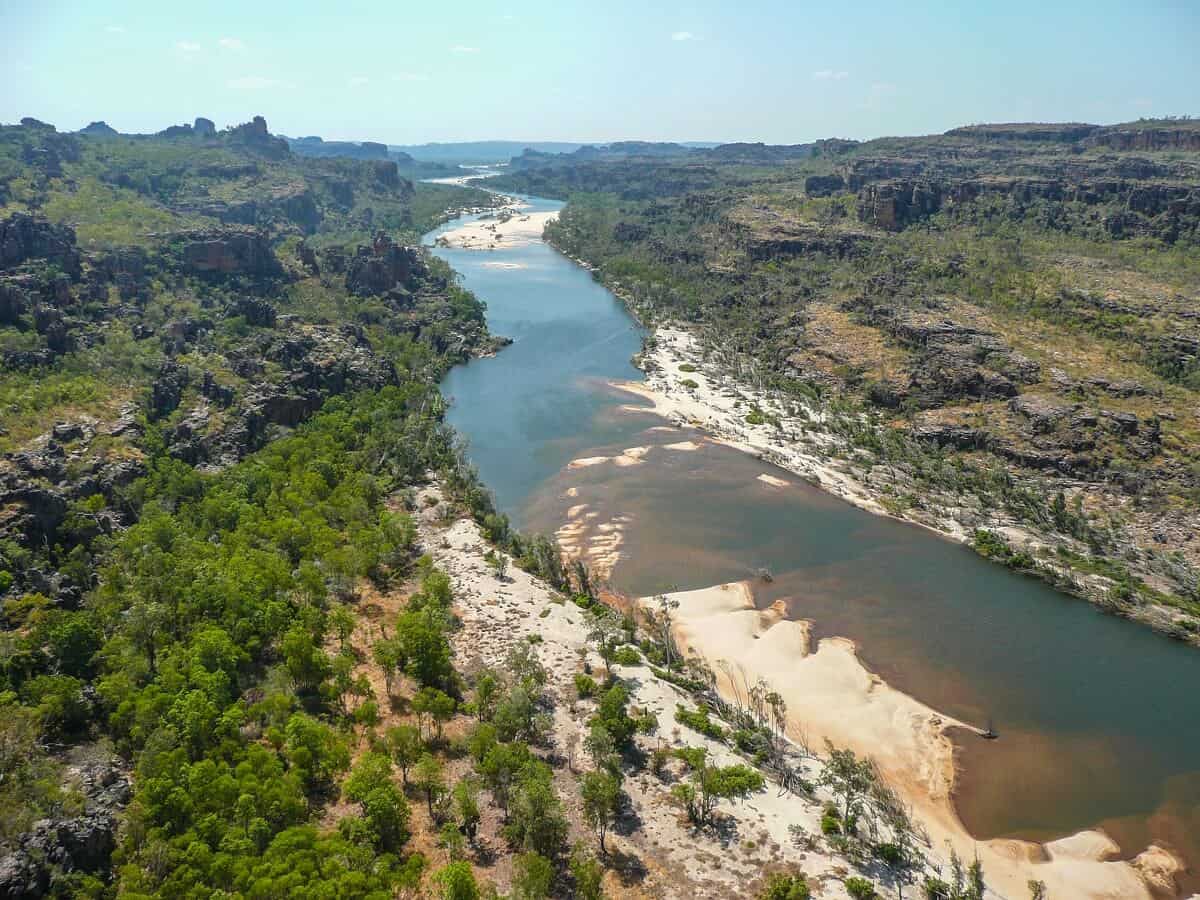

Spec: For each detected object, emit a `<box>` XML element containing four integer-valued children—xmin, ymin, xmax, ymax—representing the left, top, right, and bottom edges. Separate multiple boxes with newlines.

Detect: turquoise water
<box><xmin>430</xmin><ymin>194</ymin><xmax>1200</xmax><ymax>886</ymax></box>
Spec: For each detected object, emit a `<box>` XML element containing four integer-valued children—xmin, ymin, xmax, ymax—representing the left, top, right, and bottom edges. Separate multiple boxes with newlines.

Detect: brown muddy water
<box><xmin>431</xmin><ymin>195</ymin><xmax>1200</xmax><ymax>889</ymax></box>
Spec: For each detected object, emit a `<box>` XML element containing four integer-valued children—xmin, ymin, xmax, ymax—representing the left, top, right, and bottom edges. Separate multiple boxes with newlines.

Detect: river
<box><xmin>428</xmin><ymin>191</ymin><xmax>1200</xmax><ymax>891</ymax></box>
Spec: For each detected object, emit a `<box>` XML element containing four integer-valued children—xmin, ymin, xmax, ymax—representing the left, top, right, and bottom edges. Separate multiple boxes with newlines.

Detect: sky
<box><xmin>3</xmin><ymin>0</ymin><xmax>1198</xmax><ymax>145</ymax></box>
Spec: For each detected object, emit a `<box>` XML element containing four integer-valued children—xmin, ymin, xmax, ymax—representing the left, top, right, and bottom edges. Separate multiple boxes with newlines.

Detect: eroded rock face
<box><xmin>722</xmin><ymin>207</ymin><xmax>870</xmax><ymax>260</ymax></box>
<box><xmin>856</xmin><ymin>175</ymin><xmax>1200</xmax><ymax>237</ymax></box>
<box><xmin>193</xmin><ymin>116</ymin><xmax>216</xmax><ymax>138</ymax></box>
<box><xmin>149</xmin><ymin>361</ymin><xmax>189</xmax><ymax>419</ymax></box>
<box><xmin>1088</xmin><ymin>126</ymin><xmax>1200</xmax><ymax>152</ymax></box>
<box><xmin>345</xmin><ymin>234</ymin><xmax>424</xmax><ymax>297</ymax></box>
<box><xmin>804</xmin><ymin>174</ymin><xmax>846</xmax><ymax>197</ymax></box>
<box><xmin>79</xmin><ymin>121</ymin><xmax>118</xmax><ymax>136</ymax></box>
<box><xmin>179</xmin><ymin>228</ymin><xmax>283</xmax><ymax>279</ymax></box>
<box><xmin>0</xmin><ymin>214</ymin><xmax>81</xmax><ymax>277</ymax></box>
<box><xmin>227</xmin><ymin>296</ymin><xmax>277</xmax><ymax>327</ymax></box>
<box><xmin>0</xmin><ymin>280</ymin><xmax>29</xmax><ymax>324</ymax></box>
<box><xmin>0</xmin><ymin>762</ymin><xmax>131</xmax><ymax>899</ymax></box>
<box><xmin>225</xmin><ymin>115</ymin><xmax>290</xmax><ymax>159</ymax></box>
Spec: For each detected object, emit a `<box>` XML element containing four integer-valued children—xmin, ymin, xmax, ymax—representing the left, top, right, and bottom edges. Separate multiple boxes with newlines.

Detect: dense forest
<box><xmin>0</xmin><ymin>115</ymin><xmax>519</xmax><ymax>896</ymax></box>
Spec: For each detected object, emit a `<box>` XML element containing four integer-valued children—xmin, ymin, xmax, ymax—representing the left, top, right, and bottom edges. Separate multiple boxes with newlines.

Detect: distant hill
<box><xmin>392</xmin><ymin>140</ymin><xmax>720</xmax><ymax>164</ymax></box>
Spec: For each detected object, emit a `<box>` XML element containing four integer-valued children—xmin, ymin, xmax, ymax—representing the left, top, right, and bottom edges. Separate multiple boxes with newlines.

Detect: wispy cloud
<box><xmin>105</xmin><ymin>25</ymin><xmax>126</xmax><ymax>34</ymax></box>
<box><xmin>671</xmin><ymin>31</ymin><xmax>697</xmax><ymax>41</ymax></box>
<box><xmin>812</xmin><ymin>69</ymin><xmax>849</xmax><ymax>81</ymax></box>
<box><xmin>218</xmin><ymin>37</ymin><xmax>246</xmax><ymax>51</ymax></box>
<box><xmin>176</xmin><ymin>40</ymin><xmax>202</xmax><ymax>53</ymax></box>
<box><xmin>451</xmin><ymin>45</ymin><xmax>479</xmax><ymax>53</ymax></box>
<box><xmin>227</xmin><ymin>75</ymin><xmax>292</xmax><ymax>90</ymax></box>
<box><xmin>393</xmin><ymin>72</ymin><xmax>430</xmax><ymax>82</ymax></box>
<box><xmin>347</xmin><ymin>75</ymin><xmax>370</xmax><ymax>87</ymax></box>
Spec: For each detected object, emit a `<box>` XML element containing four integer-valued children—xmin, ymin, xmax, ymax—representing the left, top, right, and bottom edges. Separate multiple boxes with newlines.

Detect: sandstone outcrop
<box><xmin>345</xmin><ymin>233</ymin><xmax>424</xmax><ymax>297</ymax></box>
<box><xmin>177</xmin><ymin>227</ymin><xmax>283</xmax><ymax>279</ymax></box>
<box><xmin>0</xmin><ymin>214</ymin><xmax>81</xmax><ymax>277</ymax></box>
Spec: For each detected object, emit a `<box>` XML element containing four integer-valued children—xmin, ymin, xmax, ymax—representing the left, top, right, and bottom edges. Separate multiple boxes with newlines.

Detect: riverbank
<box><xmin>656</xmin><ymin>580</ymin><xmax>1183</xmax><ymax>899</ymax></box>
<box><xmin>429</xmin><ymin>194</ymin><xmax>1199</xmax><ymax>898</ymax></box>
<box><xmin>612</xmin><ymin>324</ymin><xmax>1199</xmax><ymax>646</ymax></box>
<box><xmin>434</xmin><ymin>196</ymin><xmax>559</xmax><ymax>251</ymax></box>
<box><xmin>414</xmin><ymin>485</ymin><xmax>887</xmax><ymax>898</ymax></box>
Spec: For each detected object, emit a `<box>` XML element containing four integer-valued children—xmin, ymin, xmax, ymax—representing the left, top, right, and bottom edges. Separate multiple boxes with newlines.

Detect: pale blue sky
<box><xmin>3</xmin><ymin>0</ymin><xmax>1197</xmax><ymax>144</ymax></box>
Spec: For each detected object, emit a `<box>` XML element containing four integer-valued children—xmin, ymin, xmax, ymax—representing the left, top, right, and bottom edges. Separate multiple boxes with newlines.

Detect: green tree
<box><xmin>281</xmin><ymin>627</ymin><xmax>330</xmax><ymax>693</ymax></box>
<box><xmin>671</xmin><ymin>751</ymin><xmax>764</xmax><ymax>825</ymax></box>
<box><xmin>413</xmin><ymin>686</ymin><xmax>457</xmax><ymax>742</ymax></box>
<box><xmin>433</xmin><ymin>860</ymin><xmax>480</xmax><ymax>900</ymax></box>
<box><xmin>585</xmin><ymin>608</ymin><xmax>623</xmax><ymax>679</ymax></box>
<box><xmin>820</xmin><ymin>743</ymin><xmax>876</xmax><ymax>830</ymax></box>
<box><xmin>504</xmin><ymin>761</ymin><xmax>569</xmax><ymax>858</ymax></box>
<box><xmin>453</xmin><ymin>776</ymin><xmax>482</xmax><ymax>843</ymax></box>
<box><xmin>581</xmin><ymin>770</ymin><xmax>621</xmax><ymax>854</ymax></box>
<box><xmin>395</xmin><ymin>606</ymin><xmax>454</xmax><ymax>689</ymax></box>
<box><xmin>478</xmin><ymin>741</ymin><xmax>531</xmax><ymax>818</ymax></box>
<box><xmin>473</xmin><ymin>669</ymin><xmax>500</xmax><ymax>722</ymax></box>
<box><xmin>386</xmin><ymin>723</ymin><xmax>422</xmax><ymax>784</ymax></box>
<box><xmin>590</xmin><ymin>683</ymin><xmax>635</xmax><ymax>749</ymax></box>
<box><xmin>511</xmin><ymin>852</ymin><xmax>554</xmax><ymax>900</ymax></box>
<box><xmin>342</xmin><ymin>753</ymin><xmax>410</xmax><ymax>850</ymax></box>
<box><xmin>372</xmin><ymin>637</ymin><xmax>403</xmax><ymax>697</ymax></box>
<box><xmin>414</xmin><ymin>752</ymin><xmax>446</xmax><ymax>817</ymax></box>
<box><xmin>570</xmin><ymin>844</ymin><xmax>606</xmax><ymax>900</ymax></box>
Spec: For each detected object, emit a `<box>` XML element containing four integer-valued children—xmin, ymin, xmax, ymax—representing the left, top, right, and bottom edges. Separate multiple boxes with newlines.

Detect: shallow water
<box><xmin>430</xmin><ymin>194</ymin><xmax>1200</xmax><ymax>886</ymax></box>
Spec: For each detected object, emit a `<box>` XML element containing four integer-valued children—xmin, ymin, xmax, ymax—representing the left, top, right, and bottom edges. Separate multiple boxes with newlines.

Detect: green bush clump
<box><xmin>844</xmin><ymin>876</ymin><xmax>876</xmax><ymax>899</ymax></box>
<box><xmin>574</xmin><ymin>673</ymin><xmax>598</xmax><ymax>699</ymax></box>
<box><xmin>675</xmin><ymin>704</ymin><xmax>726</xmax><ymax>741</ymax></box>
<box><xmin>611</xmin><ymin>645</ymin><xmax>642</xmax><ymax>666</ymax></box>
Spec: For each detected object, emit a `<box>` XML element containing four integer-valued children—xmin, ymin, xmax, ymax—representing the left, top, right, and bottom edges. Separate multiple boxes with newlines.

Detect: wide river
<box><xmin>428</xmin><ymin>193</ymin><xmax>1200</xmax><ymax>888</ymax></box>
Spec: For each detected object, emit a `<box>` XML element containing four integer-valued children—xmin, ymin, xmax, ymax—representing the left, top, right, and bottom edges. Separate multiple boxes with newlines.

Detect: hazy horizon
<box><xmin>4</xmin><ymin>0</ymin><xmax>1198</xmax><ymax>145</ymax></box>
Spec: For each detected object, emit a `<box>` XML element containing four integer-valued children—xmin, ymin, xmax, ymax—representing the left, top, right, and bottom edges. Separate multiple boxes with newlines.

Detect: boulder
<box><xmin>345</xmin><ymin>234</ymin><xmax>423</xmax><ymax>297</ymax></box>
<box><xmin>0</xmin><ymin>280</ymin><xmax>29</xmax><ymax>324</ymax></box>
<box><xmin>1009</xmin><ymin>395</ymin><xmax>1076</xmax><ymax>432</ymax></box>
<box><xmin>911</xmin><ymin>424</ymin><xmax>991</xmax><ymax>450</ymax></box>
<box><xmin>178</xmin><ymin>228</ymin><xmax>282</xmax><ymax>279</ymax></box>
<box><xmin>225</xmin><ymin>115</ymin><xmax>290</xmax><ymax>159</ymax></box>
<box><xmin>149</xmin><ymin>362</ymin><xmax>189</xmax><ymax>419</ymax></box>
<box><xmin>78</xmin><ymin>121</ymin><xmax>118</xmax><ymax>136</ymax></box>
<box><xmin>804</xmin><ymin>174</ymin><xmax>846</xmax><ymax>197</ymax></box>
<box><xmin>193</xmin><ymin>116</ymin><xmax>216</xmax><ymax>138</ymax></box>
<box><xmin>296</xmin><ymin>240</ymin><xmax>320</xmax><ymax>275</ymax></box>
<box><xmin>226</xmin><ymin>296</ymin><xmax>276</xmax><ymax>327</ymax></box>
<box><xmin>0</xmin><ymin>213</ymin><xmax>81</xmax><ymax>277</ymax></box>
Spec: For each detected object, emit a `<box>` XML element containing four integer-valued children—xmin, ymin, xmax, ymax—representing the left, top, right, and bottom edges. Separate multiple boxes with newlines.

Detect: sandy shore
<box><xmin>658</xmin><ymin>580</ymin><xmax>1183</xmax><ymax>899</ymax></box>
<box><xmin>436</xmin><ymin>198</ymin><xmax>558</xmax><ymax>250</ymax></box>
<box><xmin>615</xmin><ymin>325</ymin><xmax>987</xmax><ymax>543</ymax></box>
<box><xmin>413</xmin><ymin>486</ymin><xmax>887</xmax><ymax>898</ymax></box>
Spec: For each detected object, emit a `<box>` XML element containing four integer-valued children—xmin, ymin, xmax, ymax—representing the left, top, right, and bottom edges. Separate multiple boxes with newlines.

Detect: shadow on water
<box><xmin>431</xmin><ymin>195</ymin><xmax>1200</xmax><ymax>888</ymax></box>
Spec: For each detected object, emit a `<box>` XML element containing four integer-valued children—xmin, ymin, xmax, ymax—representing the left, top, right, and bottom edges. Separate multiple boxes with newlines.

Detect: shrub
<box><xmin>675</xmin><ymin>704</ymin><xmax>726</xmax><ymax>741</ymax></box>
<box><xmin>759</xmin><ymin>872</ymin><xmax>811</xmax><ymax>899</ymax></box>
<box><xmin>574</xmin><ymin>673</ymin><xmax>598</xmax><ymax>699</ymax></box>
<box><xmin>844</xmin><ymin>876</ymin><xmax>876</xmax><ymax>899</ymax></box>
<box><xmin>611</xmin><ymin>645</ymin><xmax>641</xmax><ymax>666</ymax></box>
